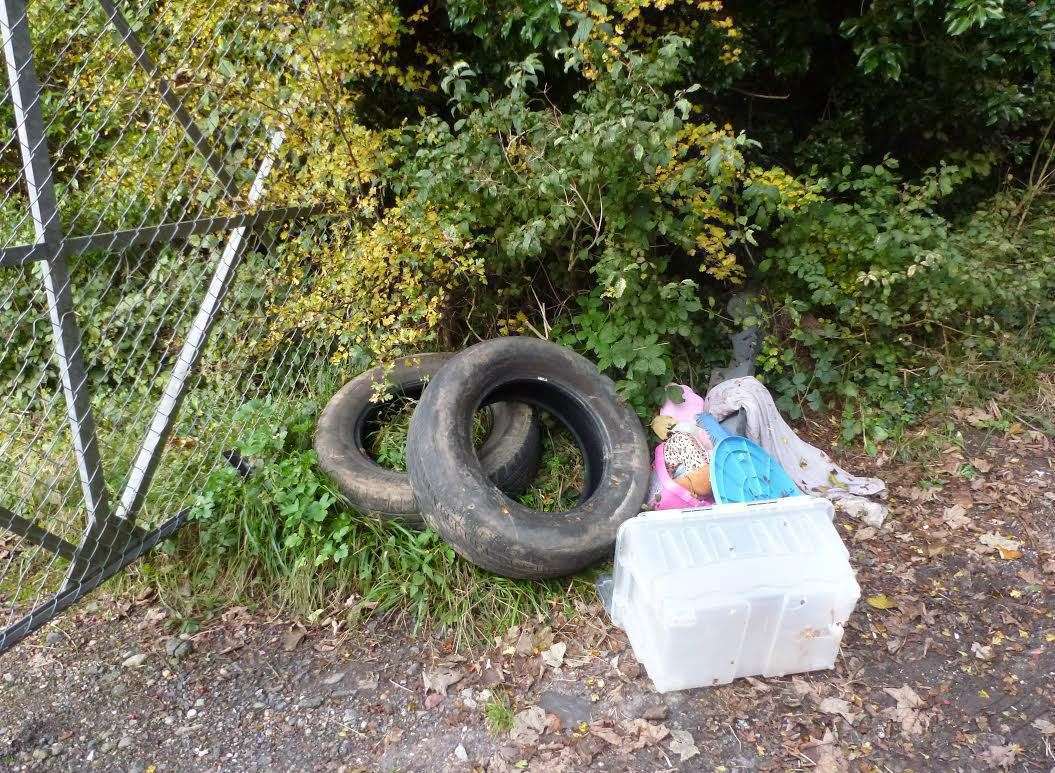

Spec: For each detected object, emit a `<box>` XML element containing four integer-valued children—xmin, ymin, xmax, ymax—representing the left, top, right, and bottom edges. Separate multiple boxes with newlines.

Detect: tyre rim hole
<box><xmin>515</xmin><ymin>411</ymin><xmax>586</xmax><ymax>514</ymax></box>
<box><xmin>364</xmin><ymin>391</ymin><xmax>491</xmax><ymax>472</ymax></box>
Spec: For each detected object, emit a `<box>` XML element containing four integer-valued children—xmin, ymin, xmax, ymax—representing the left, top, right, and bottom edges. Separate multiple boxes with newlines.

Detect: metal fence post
<box><xmin>0</xmin><ymin>0</ymin><xmax>331</xmax><ymax>653</ymax></box>
<box><xmin>114</xmin><ymin>132</ymin><xmax>285</xmax><ymax>524</ymax></box>
<box><xmin>1</xmin><ymin>0</ymin><xmax>113</xmax><ymax>540</ymax></box>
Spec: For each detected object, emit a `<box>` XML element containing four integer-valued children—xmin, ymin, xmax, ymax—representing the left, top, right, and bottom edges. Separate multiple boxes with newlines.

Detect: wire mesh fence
<box><xmin>0</xmin><ymin>0</ymin><xmax>338</xmax><ymax>652</ymax></box>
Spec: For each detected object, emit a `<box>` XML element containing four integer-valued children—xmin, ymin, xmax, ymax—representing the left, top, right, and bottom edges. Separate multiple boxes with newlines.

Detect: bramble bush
<box><xmin>757</xmin><ymin>157</ymin><xmax>1055</xmax><ymax>447</ymax></box>
<box><xmin>7</xmin><ymin>0</ymin><xmax>1055</xmax><ymax>634</ymax></box>
<box><xmin>4</xmin><ymin>0</ymin><xmax>1055</xmax><ymax>437</ymax></box>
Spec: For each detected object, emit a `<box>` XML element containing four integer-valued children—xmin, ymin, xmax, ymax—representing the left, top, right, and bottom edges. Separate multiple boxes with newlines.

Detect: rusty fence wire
<box><xmin>0</xmin><ymin>0</ymin><xmax>336</xmax><ymax>652</ymax></box>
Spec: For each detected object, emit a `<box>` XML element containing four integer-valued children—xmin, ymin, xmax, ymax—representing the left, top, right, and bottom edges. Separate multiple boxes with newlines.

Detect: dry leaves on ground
<box><xmin>1032</xmin><ymin>717</ymin><xmax>1055</xmax><ymax>736</ymax></box>
<box><xmin>667</xmin><ymin>729</ymin><xmax>699</xmax><ymax>762</ymax></box>
<box><xmin>882</xmin><ymin>685</ymin><xmax>931</xmax><ymax>736</ymax></box>
<box><xmin>942</xmin><ymin>504</ymin><xmax>973</xmax><ymax>529</ymax></box>
<box><xmin>978</xmin><ymin>533</ymin><xmax>1023</xmax><ymax>560</ymax></box>
<box><xmin>978</xmin><ymin>743</ymin><xmax>1021</xmax><ymax>770</ymax></box>
<box><xmin>588</xmin><ymin>719</ymin><xmax>669</xmax><ymax>755</ymax></box>
<box><xmin>541</xmin><ymin>642</ymin><xmax>566</xmax><ymax>669</ymax></box>
<box><xmin>422</xmin><ymin>666</ymin><xmax>462</xmax><ymax>695</ymax></box>
<box><xmin>509</xmin><ymin>706</ymin><xmax>547</xmax><ymax>746</ymax></box>
<box><xmin>802</xmin><ymin>729</ymin><xmax>849</xmax><ymax>773</ymax></box>
<box><xmin>818</xmin><ymin>696</ymin><xmax>859</xmax><ymax>725</ymax></box>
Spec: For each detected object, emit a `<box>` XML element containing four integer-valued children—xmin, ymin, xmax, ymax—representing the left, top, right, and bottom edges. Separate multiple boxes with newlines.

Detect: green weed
<box><xmin>136</xmin><ymin>398</ymin><xmax>594</xmax><ymax>647</ymax></box>
<box><xmin>517</xmin><ymin>417</ymin><xmax>584</xmax><ymax>513</ymax></box>
<box><xmin>367</xmin><ymin>399</ymin><xmax>489</xmax><ymax>473</ymax></box>
<box><xmin>484</xmin><ymin>692</ymin><xmax>515</xmax><ymax>735</ymax></box>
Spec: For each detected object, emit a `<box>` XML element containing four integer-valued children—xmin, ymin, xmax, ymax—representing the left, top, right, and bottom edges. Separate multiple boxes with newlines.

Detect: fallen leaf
<box><xmin>541</xmin><ymin>642</ymin><xmax>567</xmax><ymax>669</ymax></box>
<box><xmin>978</xmin><ymin>743</ymin><xmax>1021</xmax><ymax>769</ymax></box>
<box><xmin>514</xmin><ymin>628</ymin><xmax>535</xmax><ymax>656</ymax></box>
<box><xmin>545</xmin><ymin>712</ymin><xmax>562</xmax><ymax>734</ymax></box>
<box><xmin>1033</xmin><ymin>717</ymin><xmax>1055</xmax><ymax>735</ymax></box>
<box><xmin>818</xmin><ymin>696</ymin><xmax>858</xmax><ymax>725</ymax></box>
<box><xmin>509</xmin><ymin>706</ymin><xmax>547</xmax><ymax>745</ymax></box>
<box><xmin>533</xmin><ymin>625</ymin><xmax>555</xmax><ymax>651</ymax></box>
<box><xmin>882</xmin><ymin>685</ymin><xmax>930</xmax><ymax>736</ymax></box>
<box><xmin>979</xmin><ymin>533</ymin><xmax>1022</xmax><ymax>554</ymax></box>
<box><xmin>423</xmin><ymin>667</ymin><xmax>462</xmax><ymax>695</ymax></box>
<box><xmin>618</xmin><ymin>719</ymin><xmax>669</xmax><ymax>751</ymax></box>
<box><xmin>835</xmin><ymin>495</ymin><xmax>887</xmax><ymax>527</ymax></box>
<box><xmin>867</xmin><ymin>594</ymin><xmax>897</xmax><ymax>610</ymax></box>
<box><xmin>651</xmin><ymin>415</ymin><xmax>677</xmax><ymax>439</ymax></box>
<box><xmin>589</xmin><ymin>722</ymin><xmax>623</xmax><ymax>747</ymax></box>
<box><xmin>971</xmin><ymin>457</ymin><xmax>992</xmax><ymax>473</ymax></box>
<box><xmin>745</xmin><ymin>676</ymin><xmax>771</xmax><ymax>692</ymax></box>
<box><xmin>942</xmin><ymin>504</ymin><xmax>972</xmax><ymax>529</ymax></box>
<box><xmin>815</xmin><ymin>744</ymin><xmax>848</xmax><ymax>773</ymax></box>
<box><xmin>853</xmin><ymin>526</ymin><xmax>877</xmax><ymax>542</ymax></box>
<box><xmin>1017</xmin><ymin>568</ymin><xmax>1044</xmax><ymax>585</ymax></box>
<box><xmin>281</xmin><ymin>629</ymin><xmax>305</xmax><ymax>652</ymax></box>
<box><xmin>971</xmin><ymin>642</ymin><xmax>993</xmax><ymax>661</ymax></box>
<box><xmin>802</xmin><ymin>729</ymin><xmax>847</xmax><ymax>773</ymax></box>
<box><xmin>909</xmin><ymin>485</ymin><xmax>940</xmax><ymax>502</ymax></box>
<box><xmin>790</xmin><ymin>676</ymin><xmax>826</xmax><ymax>702</ymax></box>
<box><xmin>997</xmin><ymin>547</ymin><xmax>1022</xmax><ymax>560</ymax></box>
<box><xmin>667</xmin><ymin>729</ymin><xmax>699</xmax><ymax>762</ymax></box>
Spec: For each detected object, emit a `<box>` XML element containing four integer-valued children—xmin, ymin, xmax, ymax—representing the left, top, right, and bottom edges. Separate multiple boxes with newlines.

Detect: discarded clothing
<box><xmin>701</xmin><ymin>377</ymin><xmax>887</xmax><ymax>500</ymax></box>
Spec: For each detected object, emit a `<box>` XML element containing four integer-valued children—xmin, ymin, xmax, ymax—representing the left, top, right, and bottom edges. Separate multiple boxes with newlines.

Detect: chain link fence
<box><xmin>0</xmin><ymin>0</ymin><xmax>338</xmax><ymax>652</ymax></box>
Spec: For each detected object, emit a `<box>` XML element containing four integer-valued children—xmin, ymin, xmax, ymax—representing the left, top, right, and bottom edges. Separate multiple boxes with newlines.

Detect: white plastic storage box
<box><xmin>610</xmin><ymin>497</ymin><xmax>859</xmax><ymax>692</ymax></box>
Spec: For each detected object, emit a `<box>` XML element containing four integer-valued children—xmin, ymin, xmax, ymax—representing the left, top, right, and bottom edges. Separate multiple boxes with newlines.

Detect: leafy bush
<box><xmin>757</xmin><ymin>157</ymin><xmax>1055</xmax><ymax>448</ymax></box>
<box><xmin>7</xmin><ymin>0</ymin><xmax>1055</xmax><ymax>426</ymax></box>
<box><xmin>377</xmin><ymin>38</ymin><xmax>814</xmax><ymax>409</ymax></box>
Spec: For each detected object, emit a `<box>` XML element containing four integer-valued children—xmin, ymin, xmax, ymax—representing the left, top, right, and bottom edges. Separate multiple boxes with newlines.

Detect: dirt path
<box><xmin>2</xmin><ymin>426</ymin><xmax>1053</xmax><ymax>772</ymax></box>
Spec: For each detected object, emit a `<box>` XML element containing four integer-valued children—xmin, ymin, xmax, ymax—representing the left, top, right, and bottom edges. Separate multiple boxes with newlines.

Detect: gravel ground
<box><xmin>1</xmin><ymin>424</ymin><xmax>1053</xmax><ymax>772</ymax></box>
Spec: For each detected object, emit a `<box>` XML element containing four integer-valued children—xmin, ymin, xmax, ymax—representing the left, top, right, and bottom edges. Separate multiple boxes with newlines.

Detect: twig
<box><xmin>731</xmin><ymin>87</ymin><xmax>790</xmax><ymax>100</ymax></box>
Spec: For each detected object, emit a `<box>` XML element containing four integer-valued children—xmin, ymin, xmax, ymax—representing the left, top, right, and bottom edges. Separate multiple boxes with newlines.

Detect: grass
<box><xmin>1</xmin><ymin>351</ymin><xmax>595</xmax><ymax>648</ymax></box>
<box><xmin>875</xmin><ymin>328</ymin><xmax>1055</xmax><ymax>466</ymax></box>
<box><xmin>123</xmin><ymin>394</ymin><xmax>596</xmax><ymax>647</ymax></box>
<box><xmin>368</xmin><ymin>398</ymin><xmax>585</xmax><ymax>513</ymax></box>
<box><xmin>517</xmin><ymin>417</ymin><xmax>584</xmax><ymax>512</ymax></box>
<box><xmin>367</xmin><ymin>397</ymin><xmax>489</xmax><ymax>473</ymax></box>
<box><xmin>484</xmin><ymin>692</ymin><xmax>515</xmax><ymax>735</ymax></box>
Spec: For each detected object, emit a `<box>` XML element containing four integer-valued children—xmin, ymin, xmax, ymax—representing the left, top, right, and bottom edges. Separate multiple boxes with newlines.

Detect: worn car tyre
<box><xmin>407</xmin><ymin>337</ymin><xmax>650</xmax><ymax>579</ymax></box>
<box><xmin>315</xmin><ymin>353</ymin><xmax>540</xmax><ymax>526</ymax></box>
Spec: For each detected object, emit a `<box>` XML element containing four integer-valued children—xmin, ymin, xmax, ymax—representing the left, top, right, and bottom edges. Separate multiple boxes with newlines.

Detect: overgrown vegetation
<box><xmin>4</xmin><ymin>0</ymin><xmax>1055</xmax><ymax>636</ymax></box>
<box><xmin>141</xmin><ymin>400</ymin><xmax>593</xmax><ymax>644</ymax></box>
<box><xmin>6</xmin><ymin>0</ymin><xmax>1053</xmax><ymax>427</ymax></box>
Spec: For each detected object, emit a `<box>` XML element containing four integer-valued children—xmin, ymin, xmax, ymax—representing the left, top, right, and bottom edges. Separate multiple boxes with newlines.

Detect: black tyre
<box><xmin>315</xmin><ymin>353</ymin><xmax>540</xmax><ymax>525</ymax></box>
<box><xmin>406</xmin><ymin>337</ymin><xmax>650</xmax><ymax>579</ymax></box>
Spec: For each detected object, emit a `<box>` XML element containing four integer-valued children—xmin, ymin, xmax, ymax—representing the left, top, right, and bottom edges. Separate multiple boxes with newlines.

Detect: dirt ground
<box><xmin>1</xmin><ymin>420</ymin><xmax>1053</xmax><ymax>772</ymax></box>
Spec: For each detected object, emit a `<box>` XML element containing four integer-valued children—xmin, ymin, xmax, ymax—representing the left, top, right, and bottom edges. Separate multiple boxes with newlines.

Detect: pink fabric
<box><xmin>649</xmin><ymin>442</ymin><xmax>714</xmax><ymax>510</ymax></box>
<box><xmin>660</xmin><ymin>384</ymin><xmax>707</xmax><ymax>427</ymax></box>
